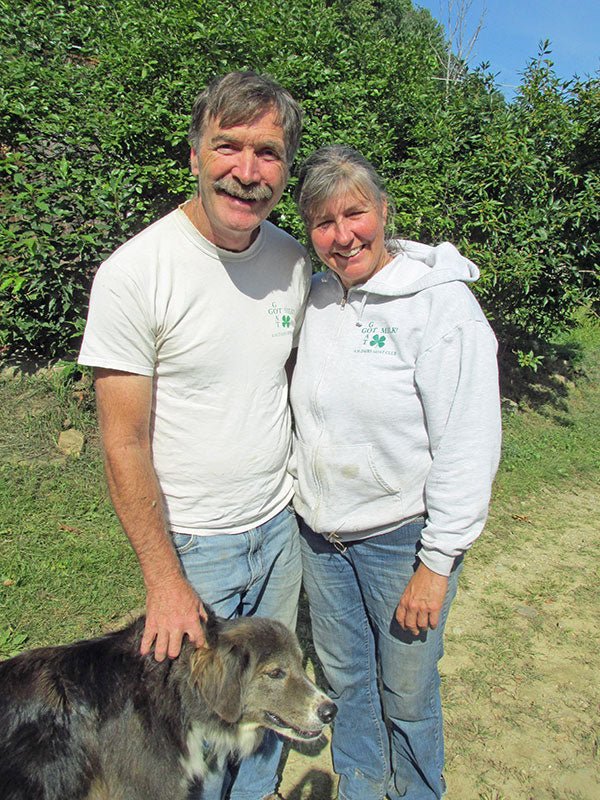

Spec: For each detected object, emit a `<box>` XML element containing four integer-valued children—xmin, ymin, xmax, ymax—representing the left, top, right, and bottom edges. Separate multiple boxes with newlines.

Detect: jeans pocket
<box><xmin>171</xmin><ymin>532</ymin><xmax>197</xmax><ymax>555</ymax></box>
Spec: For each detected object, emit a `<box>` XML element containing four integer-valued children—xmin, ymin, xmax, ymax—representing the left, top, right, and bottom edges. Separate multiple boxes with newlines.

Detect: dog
<box><xmin>0</xmin><ymin>608</ymin><xmax>336</xmax><ymax>800</ymax></box>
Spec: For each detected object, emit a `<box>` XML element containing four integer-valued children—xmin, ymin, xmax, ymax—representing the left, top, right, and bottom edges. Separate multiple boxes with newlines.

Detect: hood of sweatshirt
<box><xmin>324</xmin><ymin>239</ymin><xmax>480</xmax><ymax>298</ymax></box>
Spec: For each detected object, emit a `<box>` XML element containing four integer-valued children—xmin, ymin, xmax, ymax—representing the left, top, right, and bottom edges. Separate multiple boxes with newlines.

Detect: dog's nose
<box><xmin>317</xmin><ymin>700</ymin><xmax>337</xmax><ymax>724</ymax></box>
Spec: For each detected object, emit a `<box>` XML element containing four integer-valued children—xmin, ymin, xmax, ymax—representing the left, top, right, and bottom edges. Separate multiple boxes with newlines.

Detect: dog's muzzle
<box><xmin>317</xmin><ymin>700</ymin><xmax>337</xmax><ymax>724</ymax></box>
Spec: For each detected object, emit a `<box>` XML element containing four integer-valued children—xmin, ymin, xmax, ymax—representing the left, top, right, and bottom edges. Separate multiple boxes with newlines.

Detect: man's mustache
<box><xmin>213</xmin><ymin>177</ymin><xmax>273</xmax><ymax>202</ymax></box>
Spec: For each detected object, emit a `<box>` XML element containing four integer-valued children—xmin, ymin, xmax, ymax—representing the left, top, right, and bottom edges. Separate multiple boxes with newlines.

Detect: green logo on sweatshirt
<box><xmin>354</xmin><ymin>321</ymin><xmax>398</xmax><ymax>356</ymax></box>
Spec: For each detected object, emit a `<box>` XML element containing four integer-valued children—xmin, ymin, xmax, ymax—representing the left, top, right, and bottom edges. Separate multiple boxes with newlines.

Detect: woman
<box><xmin>289</xmin><ymin>146</ymin><xmax>502</xmax><ymax>800</ymax></box>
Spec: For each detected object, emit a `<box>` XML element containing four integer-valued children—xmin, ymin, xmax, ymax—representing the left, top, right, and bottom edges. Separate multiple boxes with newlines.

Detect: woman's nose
<box><xmin>333</xmin><ymin>220</ymin><xmax>353</xmax><ymax>246</ymax></box>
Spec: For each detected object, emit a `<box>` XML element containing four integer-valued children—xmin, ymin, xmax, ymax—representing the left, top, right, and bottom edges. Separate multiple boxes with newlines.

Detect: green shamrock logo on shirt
<box><xmin>370</xmin><ymin>334</ymin><xmax>386</xmax><ymax>348</ymax></box>
<box><xmin>281</xmin><ymin>315</ymin><xmax>291</xmax><ymax>328</ymax></box>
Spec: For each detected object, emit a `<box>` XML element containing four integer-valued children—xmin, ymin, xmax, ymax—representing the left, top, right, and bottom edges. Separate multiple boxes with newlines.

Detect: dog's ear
<box><xmin>201</xmin><ymin>603</ymin><xmax>219</xmax><ymax>648</ymax></box>
<box><xmin>194</xmin><ymin>641</ymin><xmax>252</xmax><ymax>724</ymax></box>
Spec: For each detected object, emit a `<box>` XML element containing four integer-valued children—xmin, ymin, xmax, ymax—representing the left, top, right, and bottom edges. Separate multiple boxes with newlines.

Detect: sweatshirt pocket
<box><xmin>290</xmin><ymin>441</ymin><xmax>404</xmax><ymax>532</ymax></box>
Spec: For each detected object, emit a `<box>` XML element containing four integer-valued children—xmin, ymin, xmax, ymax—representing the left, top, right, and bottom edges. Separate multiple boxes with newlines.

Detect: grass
<box><xmin>498</xmin><ymin>376</ymin><xmax>599</xmax><ymax>499</ymax></box>
<box><xmin>473</xmin><ymin>312</ymin><xmax>600</xmax><ymax>577</ymax></box>
<box><xmin>1</xmin><ymin>314</ymin><xmax>599</xmax><ymax>798</ymax></box>
<box><xmin>0</xmin><ymin>365</ymin><xmax>144</xmax><ymax>655</ymax></box>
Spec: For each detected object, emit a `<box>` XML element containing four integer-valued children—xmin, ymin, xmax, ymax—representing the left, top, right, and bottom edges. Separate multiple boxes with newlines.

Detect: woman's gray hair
<box><xmin>294</xmin><ymin>146</ymin><xmax>395</xmax><ymax>241</ymax></box>
<box><xmin>188</xmin><ymin>71</ymin><xmax>303</xmax><ymax>167</ymax></box>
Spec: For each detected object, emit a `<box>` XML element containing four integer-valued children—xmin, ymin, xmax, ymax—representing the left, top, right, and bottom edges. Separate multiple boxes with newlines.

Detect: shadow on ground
<box><xmin>283</xmin><ymin>768</ymin><xmax>335</xmax><ymax>800</ymax></box>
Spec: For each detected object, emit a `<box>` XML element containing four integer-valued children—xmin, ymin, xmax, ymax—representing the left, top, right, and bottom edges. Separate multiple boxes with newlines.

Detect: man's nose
<box><xmin>232</xmin><ymin>148</ymin><xmax>261</xmax><ymax>185</ymax></box>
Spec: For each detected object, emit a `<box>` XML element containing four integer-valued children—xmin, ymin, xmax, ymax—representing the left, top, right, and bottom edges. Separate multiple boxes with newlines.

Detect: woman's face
<box><xmin>309</xmin><ymin>188</ymin><xmax>391</xmax><ymax>289</ymax></box>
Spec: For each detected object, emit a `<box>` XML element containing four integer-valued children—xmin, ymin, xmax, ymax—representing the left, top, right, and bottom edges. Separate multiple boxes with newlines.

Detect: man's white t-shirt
<box><xmin>79</xmin><ymin>207</ymin><xmax>311</xmax><ymax>535</ymax></box>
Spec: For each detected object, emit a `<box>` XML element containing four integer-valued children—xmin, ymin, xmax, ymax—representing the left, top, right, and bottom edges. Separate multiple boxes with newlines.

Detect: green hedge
<box><xmin>1</xmin><ymin>0</ymin><xmax>598</xmax><ymax>369</ymax></box>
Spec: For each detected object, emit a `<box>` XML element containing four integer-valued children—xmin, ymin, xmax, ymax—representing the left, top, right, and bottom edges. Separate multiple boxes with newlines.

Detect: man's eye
<box><xmin>267</xmin><ymin>668</ymin><xmax>286</xmax><ymax>679</ymax></box>
<box><xmin>260</xmin><ymin>149</ymin><xmax>282</xmax><ymax>161</ymax></box>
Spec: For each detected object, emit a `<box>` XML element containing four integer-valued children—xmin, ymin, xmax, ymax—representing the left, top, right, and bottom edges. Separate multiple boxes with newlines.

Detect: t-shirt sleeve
<box><xmin>78</xmin><ymin>259</ymin><xmax>156</xmax><ymax>376</ymax></box>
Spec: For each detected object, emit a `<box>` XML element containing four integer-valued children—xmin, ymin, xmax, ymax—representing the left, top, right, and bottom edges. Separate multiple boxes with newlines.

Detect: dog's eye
<box><xmin>266</xmin><ymin>668</ymin><xmax>286</xmax><ymax>679</ymax></box>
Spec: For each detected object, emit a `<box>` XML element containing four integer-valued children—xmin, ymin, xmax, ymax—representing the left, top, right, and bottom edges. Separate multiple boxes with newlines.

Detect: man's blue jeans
<box><xmin>172</xmin><ymin>504</ymin><xmax>302</xmax><ymax>800</ymax></box>
<box><xmin>299</xmin><ymin>518</ymin><xmax>462</xmax><ymax>800</ymax></box>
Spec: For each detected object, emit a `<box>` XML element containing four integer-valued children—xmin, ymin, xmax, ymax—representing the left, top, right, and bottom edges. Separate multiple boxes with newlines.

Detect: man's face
<box><xmin>190</xmin><ymin>109</ymin><xmax>288</xmax><ymax>251</ymax></box>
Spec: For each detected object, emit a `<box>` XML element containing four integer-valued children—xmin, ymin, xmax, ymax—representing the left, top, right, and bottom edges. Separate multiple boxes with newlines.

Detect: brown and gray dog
<box><xmin>0</xmin><ymin>607</ymin><xmax>336</xmax><ymax>800</ymax></box>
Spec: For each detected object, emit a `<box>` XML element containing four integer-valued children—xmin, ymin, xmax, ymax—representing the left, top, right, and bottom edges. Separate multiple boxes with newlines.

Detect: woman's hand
<box><xmin>395</xmin><ymin>562</ymin><xmax>449</xmax><ymax>635</ymax></box>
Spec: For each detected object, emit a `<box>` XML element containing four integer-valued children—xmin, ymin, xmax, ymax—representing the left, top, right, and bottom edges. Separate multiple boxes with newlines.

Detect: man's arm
<box><xmin>94</xmin><ymin>368</ymin><xmax>206</xmax><ymax>661</ymax></box>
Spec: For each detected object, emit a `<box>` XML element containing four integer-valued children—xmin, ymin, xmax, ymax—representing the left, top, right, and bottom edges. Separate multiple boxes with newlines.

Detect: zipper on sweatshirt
<box><xmin>339</xmin><ymin>286</ymin><xmax>368</xmax><ymax>325</ymax></box>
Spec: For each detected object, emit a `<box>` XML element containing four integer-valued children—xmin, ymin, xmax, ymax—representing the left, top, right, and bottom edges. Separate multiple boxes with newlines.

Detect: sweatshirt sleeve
<box><xmin>414</xmin><ymin>318</ymin><xmax>502</xmax><ymax>575</ymax></box>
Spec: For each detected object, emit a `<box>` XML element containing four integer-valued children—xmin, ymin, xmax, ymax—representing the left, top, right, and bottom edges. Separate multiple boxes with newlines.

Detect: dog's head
<box><xmin>191</xmin><ymin>609</ymin><xmax>336</xmax><ymax>742</ymax></box>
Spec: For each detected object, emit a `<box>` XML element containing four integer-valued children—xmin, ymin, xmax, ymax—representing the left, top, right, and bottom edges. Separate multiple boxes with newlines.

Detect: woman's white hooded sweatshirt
<box><xmin>289</xmin><ymin>240</ymin><xmax>502</xmax><ymax>576</ymax></box>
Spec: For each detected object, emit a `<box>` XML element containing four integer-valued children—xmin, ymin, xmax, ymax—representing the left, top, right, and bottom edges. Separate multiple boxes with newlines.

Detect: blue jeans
<box><xmin>172</xmin><ymin>504</ymin><xmax>302</xmax><ymax>800</ymax></box>
<box><xmin>299</xmin><ymin>518</ymin><xmax>462</xmax><ymax>800</ymax></box>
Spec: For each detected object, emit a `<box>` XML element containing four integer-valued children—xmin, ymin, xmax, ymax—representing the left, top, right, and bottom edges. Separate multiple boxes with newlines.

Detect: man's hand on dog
<box><xmin>395</xmin><ymin>562</ymin><xmax>448</xmax><ymax>636</ymax></box>
<box><xmin>142</xmin><ymin>576</ymin><xmax>207</xmax><ymax>661</ymax></box>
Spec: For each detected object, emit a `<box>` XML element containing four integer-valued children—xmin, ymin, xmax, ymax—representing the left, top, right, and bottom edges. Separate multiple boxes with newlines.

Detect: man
<box><xmin>78</xmin><ymin>71</ymin><xmax>310</xmax><ymax>800</ymax></box>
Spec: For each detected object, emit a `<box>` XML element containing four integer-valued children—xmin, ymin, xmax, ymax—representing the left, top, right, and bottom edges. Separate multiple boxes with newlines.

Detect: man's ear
<box><xmin>190</xmin><ymin>147</ymin><xmax>200</xmax><ymax>175</ymax></box>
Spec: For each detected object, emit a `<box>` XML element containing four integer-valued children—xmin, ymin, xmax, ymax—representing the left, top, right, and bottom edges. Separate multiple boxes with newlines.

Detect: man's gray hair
<box><xmin>188</xmin><ymin>71</ymin><xmax>303</xmax><ymax>166</ymax></box>
<box><xmin>294</xmin><ymin>145</ymin><xmax>389</xmax><ymax>227</ymax></box>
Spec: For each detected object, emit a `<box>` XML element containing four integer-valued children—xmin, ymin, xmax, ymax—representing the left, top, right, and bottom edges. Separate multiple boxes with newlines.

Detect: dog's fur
<box><xmin>0</xmin><ymin>609</ymin><xmax>336</xmax><ymax>800</ymax></box>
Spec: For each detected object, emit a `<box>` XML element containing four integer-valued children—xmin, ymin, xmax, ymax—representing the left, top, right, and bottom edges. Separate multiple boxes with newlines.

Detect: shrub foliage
<box><xmin>1</xmin><ymin>0</ymin><xmax>598</xmax><ymax>366</ymax></box>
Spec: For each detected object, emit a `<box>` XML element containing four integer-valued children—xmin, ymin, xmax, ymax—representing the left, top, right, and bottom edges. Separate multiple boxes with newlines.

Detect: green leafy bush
<box><xmin>394</xmin><ymin>49</ymin><xmax>599</xmax><ymax>372</ymax></box>
<box><xmin>0</xmin><ymin>0</ymin><xmax>443</xmax><ymax>358</ymax></box>
<box><xmin>1</xmin><ymin>1</ymin><xmax>597</xmax><ymax>371</ymax></box>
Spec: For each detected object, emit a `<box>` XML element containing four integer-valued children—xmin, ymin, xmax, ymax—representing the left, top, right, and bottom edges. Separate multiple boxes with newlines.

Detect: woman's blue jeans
<box><xmin>172</xmin><ymin>504</ymin><xmax>302</xmax><ymax>800</ymax></box>
<box><xmin>299</xmin><ymin>518</ymin><xmax>462</xmax><ymax>800</ymax></box>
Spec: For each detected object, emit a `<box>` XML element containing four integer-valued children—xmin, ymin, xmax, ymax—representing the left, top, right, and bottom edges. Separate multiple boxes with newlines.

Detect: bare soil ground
<box><xmin>278</xmin><ymin>481</ymin><xmax>600</xmax><ymax>800</ymax></box>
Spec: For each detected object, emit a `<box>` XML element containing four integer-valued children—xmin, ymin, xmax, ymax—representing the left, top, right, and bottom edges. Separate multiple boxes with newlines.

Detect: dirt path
<box><xmin>278</xmin><ymin>482</ymin><xmax>600</xmax><ymax>800</ymax></box>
